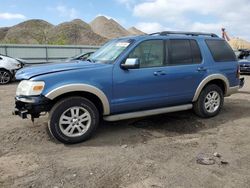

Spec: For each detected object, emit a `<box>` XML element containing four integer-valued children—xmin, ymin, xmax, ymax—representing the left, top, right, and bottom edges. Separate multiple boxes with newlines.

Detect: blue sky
<box><xmin>0</xmin><ymin>0</ymin><xmax>250</xmax><ymax>40</ymax></box>
<box><xmin>0</xmin><ymin>0</ymin><xmax>138</xmax><ymax>28</ymax></box>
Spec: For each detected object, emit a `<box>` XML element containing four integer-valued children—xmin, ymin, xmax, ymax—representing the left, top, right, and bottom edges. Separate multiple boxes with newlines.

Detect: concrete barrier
<box><xmin>0</xmin><ymin>44</ymin><xmax>100</xmax><ymax>63</ymax></box>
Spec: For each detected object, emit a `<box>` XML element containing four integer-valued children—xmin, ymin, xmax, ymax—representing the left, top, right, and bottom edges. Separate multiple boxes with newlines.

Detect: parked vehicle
<box><xmin>65</xmin><ymin>51</ymin><xmax>94</xmax><ymax>62</ymax></box>
<box><xmin>14</xmin><ymin>31</ymin><xmax>244</xmax><ymax>144</ymax></box>
<box><xmin>236</xmin><ymin>49</ymin><xmax>250</xmax><ymax>74</ymax></box>
<box><xmin>0</xmin><ymin>55</ymin><xmax>25</xmax><ymax>84</ymax></box>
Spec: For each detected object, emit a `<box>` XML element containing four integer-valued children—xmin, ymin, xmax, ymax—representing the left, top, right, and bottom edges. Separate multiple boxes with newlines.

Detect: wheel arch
<box><xmin>192</xmin><ymin>74</ymin><xmax>229</xmax><ymax>102</ymax></box>
<box><xmin>45</xmin><ymin>84</ymin><xmax>110</xmax><ymax>115</ymax></box>
<box><xmin>0</xmin><ymin>67</ymin><xmax>11</xmax><ymax>73</ymax></box>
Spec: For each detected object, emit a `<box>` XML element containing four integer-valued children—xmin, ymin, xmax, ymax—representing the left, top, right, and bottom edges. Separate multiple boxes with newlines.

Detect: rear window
<box><xmin>206</xmin><ymin>40</ymin><xmax>236</xmax><ymax>62</ymax></box>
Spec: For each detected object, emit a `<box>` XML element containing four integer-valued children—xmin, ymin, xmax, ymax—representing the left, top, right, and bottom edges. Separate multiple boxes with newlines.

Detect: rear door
<box><xmin>161</xmin><ymin>39</ymin><xmax>207</xmax><ymax>104</ymax></box>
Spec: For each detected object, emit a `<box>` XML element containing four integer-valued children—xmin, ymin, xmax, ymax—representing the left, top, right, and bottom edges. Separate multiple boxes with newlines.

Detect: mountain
<box><xmin>128</xmin><ymin>27</ymin><xmax>145</xmax><ymax>35</ymax></box>
<box><xmin>47</xmin><ymin>19</ymin><xmax>107</xmax><ymax>45</ymax></box>
<box><xmin>0</xmin><ymin>17</ymin><xmax>145</xmax><ymax>45</ymax></box>
<box><xmin>0</xmin><ymin>27</ymin><xmax>9</xmax><ymax>41</ymax></box>
<box><xmin>3</xmin><ymin>19</ymin><xmax>53</xmax><ymax>44</ymax></box>
<box><xmin>90</xmin><ymin>16</ymin><xmax>130</xmax><ymax>39</ymax></box>
<box><xmin>228</xmin><ymin>38</ymin><xmax>250</xmax><ymax>50</ymax></box>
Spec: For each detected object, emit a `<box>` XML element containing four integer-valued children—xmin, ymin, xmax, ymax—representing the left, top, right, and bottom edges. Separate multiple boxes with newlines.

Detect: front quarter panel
<box><xmin>0</xmin><ymin>56</ymin><xmax>21</xmax><ymax>70</ymax></box>
<box><xmin>31</xmin><ymin>64</ymin><xmax>113</xmax><ymax>115</ymax></box>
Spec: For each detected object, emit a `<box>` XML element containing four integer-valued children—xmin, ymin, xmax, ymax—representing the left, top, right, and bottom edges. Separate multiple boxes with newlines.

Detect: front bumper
<box><xmin>240</xmin><ymin>66</ymin><xmax>250</xmax><ymax>73</ymax></box>
<box><xmin>13</xmin><ymin>95</ymin><xmax>52</xmax><ymax>119</ymax></box>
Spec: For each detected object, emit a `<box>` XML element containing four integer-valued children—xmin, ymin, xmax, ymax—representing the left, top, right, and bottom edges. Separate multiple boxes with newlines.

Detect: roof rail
<box><xmin>149</xmin><ymin>31</ymin><xmax>219</xmax><ymax>38</ymax></box>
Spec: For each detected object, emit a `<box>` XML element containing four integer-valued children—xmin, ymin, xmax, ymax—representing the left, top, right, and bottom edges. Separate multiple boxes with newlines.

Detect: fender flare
<box><xmin>192</xmin><ymin>74</ymin><xmax>229</xmax><ymax>102</ymax></box>
<box><xmin>45</xmin><ymin>84</ymin><xmax>110</xmax><ymax>115</ymax></box>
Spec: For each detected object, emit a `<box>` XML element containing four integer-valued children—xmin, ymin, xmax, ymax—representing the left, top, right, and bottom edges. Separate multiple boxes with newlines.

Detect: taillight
<box><xmin>237</xmin><ymin>65</ymin><xmax>240</xmax><ymax>78</ymax></box>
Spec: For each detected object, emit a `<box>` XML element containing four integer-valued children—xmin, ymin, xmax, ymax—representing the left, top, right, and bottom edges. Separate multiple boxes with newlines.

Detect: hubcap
<box><xmin>204</xmin><ymin>91</ymin><xmax>220</xmax><ymax>113</ymax></box>
<box><xmin>0</xmin><ymin>71</ymin><xmax>11</xmax><ymax>84</ymax></box>
<box><xmin>59</xmin><ymin>107</ymin><xmax>91</xmax><ymax>137</ymax></box>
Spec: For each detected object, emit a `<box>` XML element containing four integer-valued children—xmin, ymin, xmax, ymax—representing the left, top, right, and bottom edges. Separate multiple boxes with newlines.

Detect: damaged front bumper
<box><xmin>13</xmin><ymin>95</ymin><xmax>52</xmax><ymax>119</ymax></box>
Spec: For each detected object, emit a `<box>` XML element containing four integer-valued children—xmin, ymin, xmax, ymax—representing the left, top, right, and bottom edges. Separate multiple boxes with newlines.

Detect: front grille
<box><xmin>240</xmin><ymin>64</ymin><xmax>250</xmax><ymax>67</ymax></box>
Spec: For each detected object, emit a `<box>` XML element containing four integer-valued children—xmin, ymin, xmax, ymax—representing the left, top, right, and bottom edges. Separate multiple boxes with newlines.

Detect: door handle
<box><xmin>197</xmin><ymin>67</ymin><xmax>207</xmax><ymax>72</ymax></box>
<box><xmin>154</xmin><ymin>71</ymin><xmax>166</xmax><ymax>76</ymax></box>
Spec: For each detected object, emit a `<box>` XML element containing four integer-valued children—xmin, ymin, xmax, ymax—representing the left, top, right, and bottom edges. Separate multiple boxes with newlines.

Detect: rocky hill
<box><xmin>228</xmin><ymin>38</ymin><xmax>250</xmax><ymax>50</ymax></box>
<box><xmin>0</xmin><ymin>27</ymin><xmax>9</xmax><ymax>41</ymax></box>
<box><xmin>128</xmin><ymin>27</ymin><xmax>145</xmax><ymax>35</ymax></box>
<box><xmin>0</xmin><ymin>17</ymin><xmax>145</xmax><ymax>45</ymax></box>
<box><xmin>47</xmin><ymin>19</ymin><xmax>107</xmax><ymax>45</ymax></box>
<box><xmin>90</xmin><ymin>16</ymin><xmax>130</xmax><ymax>39</ymax></box>
<box><xmin>3</xmin><ymin>19</ymin><xmax>53</xmax><ymax>44</ymax></box>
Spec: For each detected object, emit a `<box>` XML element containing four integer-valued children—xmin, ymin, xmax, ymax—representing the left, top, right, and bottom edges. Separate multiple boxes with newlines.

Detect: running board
<box><xmin>103</xmin><ymin>104</ymin><xmax>193</xmax><ymax>121</ymax></box>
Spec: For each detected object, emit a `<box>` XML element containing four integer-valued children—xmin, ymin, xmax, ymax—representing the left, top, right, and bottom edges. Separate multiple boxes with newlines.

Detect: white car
<box><xmin>0</xmin><ymin>55</ymin><xmax>24</xmax><ymax>84</ymax></box>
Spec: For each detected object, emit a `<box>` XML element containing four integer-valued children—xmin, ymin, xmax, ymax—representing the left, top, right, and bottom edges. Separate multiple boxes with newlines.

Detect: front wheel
<box><xmin>48</xmin><ymin>97</ymin><xmax>99</xmax><ymax>144</ymax></box>
<box><xmin>0</xmin><ymin>70</ymin><xmax>12</xmax><ymax>84</ymax></box>
<box><xmin>193</xmin><ymin>84</ymin><xmax>224</xmax><ymax>118</ymax></box>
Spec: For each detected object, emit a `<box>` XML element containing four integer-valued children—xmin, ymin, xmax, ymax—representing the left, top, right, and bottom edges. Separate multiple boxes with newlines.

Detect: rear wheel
<box><xmin>194</xmin><ymin>84</ymin><xmax>224</xmax><ymax>118</ymax></box>
<box><xmin>0</xmin><ymin>70</ymin><xmax>12</xmax><ymax>84</ymax></box>
<box><xmin>48</xmin><ymin>96</ymin><xmax>99</xmax><ymax>144</ymax></box>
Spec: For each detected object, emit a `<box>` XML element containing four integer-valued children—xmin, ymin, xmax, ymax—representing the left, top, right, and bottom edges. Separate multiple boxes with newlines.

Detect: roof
<box><xmin>115</xmin><ymin>31</ymin><xmax>221</xmax><ymax>41</ymax></box>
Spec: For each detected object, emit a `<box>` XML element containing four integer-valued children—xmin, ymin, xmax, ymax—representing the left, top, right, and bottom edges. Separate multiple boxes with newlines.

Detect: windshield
<box><xmin>89</xmin><ymin>39</ymin><xmax>133</xmax><ymax>63</ymax></box>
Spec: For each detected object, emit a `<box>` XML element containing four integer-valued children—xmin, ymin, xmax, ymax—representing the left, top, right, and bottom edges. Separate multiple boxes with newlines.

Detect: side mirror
<box><xmin>121</xmin><ymin>58</ymin><xmax>140</xmax><ymax>69</ymax></box>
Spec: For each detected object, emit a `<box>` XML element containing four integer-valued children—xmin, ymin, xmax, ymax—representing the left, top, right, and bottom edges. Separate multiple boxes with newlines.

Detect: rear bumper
<box><xmin>13</xmin><ymin>95</ymin><xmax>52</xmax><ymax>119</ymax></box>
<box><xmin>226</xmin><ymin>78</ymin><xmax>245</xmax><ymax>96</ymax></box>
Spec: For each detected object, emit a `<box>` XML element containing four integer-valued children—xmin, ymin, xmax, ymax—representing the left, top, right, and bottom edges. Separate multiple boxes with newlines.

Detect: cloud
<box><xmin>0</xmin><ymin>12</ymin><xmax>26</xmax><ymax>20</ymax></box>
<box><xmin>132</xmin><ymin>0</ymin><xmax>250</xmax><ymax>40</ymax></box>
<box><xmin>116</xmin><ymin>0</ymin><xmax>136</xmax><ymax>9</ymax></box>
<box><xmin>55</xmin><ymin>5</ymin><xmax>78</xmax><ymax>19</ymax></box>
<box><xmin>136</xmin><ymin>22</ymin><xmax>172</xmax><ymax>33</ymax></box>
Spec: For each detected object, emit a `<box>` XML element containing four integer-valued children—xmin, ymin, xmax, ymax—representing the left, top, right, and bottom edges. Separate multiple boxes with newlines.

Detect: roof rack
<box><xmin>149</xmin><ymin>31</ymin><xmax>219</xmax><ymax>38</ymax></box>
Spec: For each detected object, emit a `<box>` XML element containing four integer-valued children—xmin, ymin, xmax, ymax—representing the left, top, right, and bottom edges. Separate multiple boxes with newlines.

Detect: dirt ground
<box><xmin>0</xmin><ymin>76</ymin><xmax>250</xmax><ymax>188</ymax></box>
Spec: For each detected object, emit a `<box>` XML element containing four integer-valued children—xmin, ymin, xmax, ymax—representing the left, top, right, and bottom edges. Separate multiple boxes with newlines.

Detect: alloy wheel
<box><xmin>59</xmin><ymin>107</ymin><xmax>91</xmax><ymax>137</ymax></box>
<box><xmin>0</xmin><ymin>71</ymin><xmax>11</xmax><ymax>84</ymax></box>
<box><xmin>204</xmin><ymin>91</ymin><xmax>221</xmax><ymax>113</ymax></box>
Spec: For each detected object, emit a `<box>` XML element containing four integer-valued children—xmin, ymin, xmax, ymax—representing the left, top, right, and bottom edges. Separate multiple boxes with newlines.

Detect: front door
<box><xmin>112</xmin><ymin>39</ymin><xmax>169</xmax><ymax>113</ymax></box>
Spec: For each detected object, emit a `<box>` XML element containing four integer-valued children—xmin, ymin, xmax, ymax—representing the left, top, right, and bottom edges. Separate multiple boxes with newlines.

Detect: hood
<box><xmin>15</xmin><ymin>58</ymin><xmax>28</xmax><ymax>64</ymax></box>
<box><xmin>15</xmin><ymin>60</ymin><xmax>108</xmax><ymax>80</ymax></box>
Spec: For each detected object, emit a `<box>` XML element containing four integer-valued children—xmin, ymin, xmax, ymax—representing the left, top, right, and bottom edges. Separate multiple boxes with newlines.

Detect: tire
<box><xmin>48</xmin><ymin>96</ymin><xmax>99</xmax><ymax>144</ymax></box>
<box><xmin>193</xmin><ymin>84</ymin><xmax>224</xmax><ymax>118</ymax></box>
<box><xmin>0</xmin><ymin>69</ymin><xmax>12</xmax><ymax>84</ymax></box>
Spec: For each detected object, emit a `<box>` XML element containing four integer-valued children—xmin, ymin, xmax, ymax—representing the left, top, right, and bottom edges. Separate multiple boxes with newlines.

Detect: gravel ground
<box><xmin>0</xmin><ymin>76</ymin><xmax>250</xmax><ymax>188</ymax></box>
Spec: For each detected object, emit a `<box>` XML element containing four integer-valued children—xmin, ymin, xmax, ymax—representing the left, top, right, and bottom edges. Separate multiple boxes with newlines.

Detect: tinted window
<box><xmin>128</xmin><ymin>40</ymin><xmax>164</xmax><ymax>68</ymax></box>
<box><xmin>190</xmin><ymin>40</ymin><xmax>202</xmax><ymax>63</ymax></box>
<box><xmin>206</xmin><ymin>40</ymin><xmax>236</xmax><ymax>62</ymax></box>
<box><xmin>169</xmin><ymin>39</ymin><xmax>199</xmax><ymax>65</ymax></box>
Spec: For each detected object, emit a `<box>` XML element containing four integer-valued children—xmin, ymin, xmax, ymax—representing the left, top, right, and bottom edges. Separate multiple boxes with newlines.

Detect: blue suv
<box><xmin>14</xmin><ymin>31</ymin><xmax>244</xmax><ymax>144</ymax></box>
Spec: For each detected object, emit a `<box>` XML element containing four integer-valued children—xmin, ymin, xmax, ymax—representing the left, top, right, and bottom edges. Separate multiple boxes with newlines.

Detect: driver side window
<box><xmin>128</xmin><ymin>40</ymin><xmax>164</xmax><ymax>68</ymax></box>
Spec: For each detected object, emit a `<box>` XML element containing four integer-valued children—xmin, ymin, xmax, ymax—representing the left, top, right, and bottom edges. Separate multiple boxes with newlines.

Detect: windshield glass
<box><xmin>90</xmin><ymin>39</ymin><xmax>133</xmax><ymax>63</ymax></box>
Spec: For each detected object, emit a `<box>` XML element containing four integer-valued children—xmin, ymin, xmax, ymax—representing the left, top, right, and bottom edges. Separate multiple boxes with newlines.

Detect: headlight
<box><xmin>16</xmin><ymin>80</ymin><xmax>45</xmax><ymax>96</ymax></box>
<box><xmin>16</xmin><ymin>63</ymin><xmax>22</xmax><ymax>68</ymax></box>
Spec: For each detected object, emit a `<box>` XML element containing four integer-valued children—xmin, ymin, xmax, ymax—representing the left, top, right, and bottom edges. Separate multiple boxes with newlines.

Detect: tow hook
<box><xmin>13</xmin><ymin>109</ymin><xmax>28</xmax><ymax>119</ymax></box>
